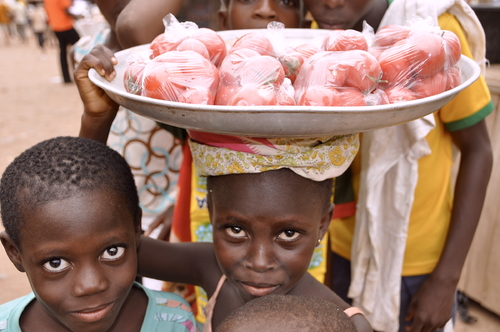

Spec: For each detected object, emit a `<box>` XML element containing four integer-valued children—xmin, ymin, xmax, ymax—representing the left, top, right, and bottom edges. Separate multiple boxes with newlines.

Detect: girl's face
<box><xmin>208</xmin><ymin>171</ymin><xmax>332</xmax><ymax>302</ymax></box>
<box><xmin>3</xmin><ymin>190</ymin><xmax>140</xmax><ymax>332</ymax></box>
<box><xmin>219</xmin><ymin>0</ymin><xmax>303</xmax><ymax>30</ymax></box>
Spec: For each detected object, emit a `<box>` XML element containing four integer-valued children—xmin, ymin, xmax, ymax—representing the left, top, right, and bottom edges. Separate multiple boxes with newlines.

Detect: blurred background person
<box><xmin>43</xmin><ymin>0</ymin><xmax>80</xmax><ymax>83</ymax></box>
<box><xmin>11</xmin><ymin>0</ymin><xmax>27</xmax><ymax>43</ymax></box>
<box><xmin>0</xmin><ymin>0</ymin><xmax>12</xmax><ymax>45</ymax></box>
<box><xmin>28</xmin><ymin>1</ymin><xmax>48</xmax><ymax>57</ymax></box>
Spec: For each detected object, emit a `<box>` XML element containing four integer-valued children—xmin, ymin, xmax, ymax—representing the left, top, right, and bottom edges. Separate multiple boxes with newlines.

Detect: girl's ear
<box><xmin>218</xmin><ymin>9</ymin><xmax>229</xmax><ymax>31</ymax></box>
<box><xmin>0</xmin><ymin>232</ymin><xmax>25</xmax><ymax>272</ymax></box>
<box><xmin>319</xmin><ymin>203</ymin><xmax>334</xmax><ymax>239</ymax></box>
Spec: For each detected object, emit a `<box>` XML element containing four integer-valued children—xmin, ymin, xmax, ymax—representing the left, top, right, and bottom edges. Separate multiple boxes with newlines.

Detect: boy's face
<box><xmin>1</xmin><ymin>190</ymin><xmax>140</xmax><ymax>332</ymax></box>
<box><xmin>219</xmin><ymin>0</ymin><xmax>303</xmax><ymax>30</ymax></box>
<box><xmin>208</xmin><ymin>171</ymin><xmax>332</xmax><ymax>302</ymax></box>
<box><xmin>303</xmin><ymin>0</ymin><xmax>382</xmax><ymax>31</ymax></box>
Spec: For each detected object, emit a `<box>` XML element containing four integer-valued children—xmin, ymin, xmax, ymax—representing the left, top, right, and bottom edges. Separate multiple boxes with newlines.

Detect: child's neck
<box><xmin>358</xmin><ymin>0</ymin><xmax>389</xmax><ymax>31</ymax></box>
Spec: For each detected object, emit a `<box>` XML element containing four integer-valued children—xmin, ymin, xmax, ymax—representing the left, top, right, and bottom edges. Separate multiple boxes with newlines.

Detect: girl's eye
<box><xmin>43</xmin><ymin>258</ymin><xmax>70</xmax><ymax>273</ymax></box>
<box><xmin>225</xmin><ymin>226</ymin><xmax>247</xmax><ymax>238</ymax></box>
<box><xmin>101</xmin><ymin>246</ymin><xmax>126</xmax><ymax>261</ymax></box>
<box><xmin>277</xmin><ymin>230</ymin><xmax>300</xmax><ymax>241</ymax></box>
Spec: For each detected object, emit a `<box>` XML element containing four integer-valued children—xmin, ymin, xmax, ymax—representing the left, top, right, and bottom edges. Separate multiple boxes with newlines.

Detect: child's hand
<box><xmin>74</xmin><ymin>44</ymin><xmax>119</xmax><ymax>119</ymax></box>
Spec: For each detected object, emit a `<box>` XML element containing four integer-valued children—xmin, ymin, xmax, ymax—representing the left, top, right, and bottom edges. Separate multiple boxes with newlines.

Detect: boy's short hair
<box><xmin>0</xmin><ymin>136</ymin><xmax>140</xmax><ymax>246</ymax></box>
<box><xmin>216</xmin><ymin>294</ymin><xmax>357</xmax><ymax>332</ymax></box>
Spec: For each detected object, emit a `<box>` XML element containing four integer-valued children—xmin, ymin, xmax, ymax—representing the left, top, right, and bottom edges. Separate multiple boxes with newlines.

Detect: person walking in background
<box><xmin>43</xmin><ymin>0</ymin><xmax>80</xmax><ymax>83</ymax></box>
<box><xmin>0</xmin><ymin>0</ymin><xmax>12</xmax><ymax>45</ymax></box>
<box><xmin>12</xmin><ymin>0</ymin><xmax>27</xmax><ymax>43</ymax></box>
<box><xmin>28</xmin><ymin>1</ymin><xmax>48</xmax><ymax>57</ymax></box>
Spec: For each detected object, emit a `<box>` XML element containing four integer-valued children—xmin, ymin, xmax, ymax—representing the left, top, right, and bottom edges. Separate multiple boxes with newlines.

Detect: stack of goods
<box><xmin>123</xmin><ymin>15</ymin><xmax>462</xmax><ymax>108</ymax></box>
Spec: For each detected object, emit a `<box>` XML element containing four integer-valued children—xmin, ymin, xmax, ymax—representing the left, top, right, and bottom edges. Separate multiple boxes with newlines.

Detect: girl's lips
<box><xmin>70</xmin><ymin>302</ymin><xmax>115</xmax><ymax>323</ymax></box>
<box><xmin>241</xmin><ymin>282</ymin><xmax>280</xmax><ymax>297</ymax></box>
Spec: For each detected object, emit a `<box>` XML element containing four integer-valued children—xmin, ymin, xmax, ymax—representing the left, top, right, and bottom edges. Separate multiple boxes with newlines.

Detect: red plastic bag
<box><xmin>294</xmin><ymin>50</ymin><xmax>382</xmax><ymax>106</ymax></box>
<box><xmin>367</xmin><ymin>18</ymin><xmax>462</xmax><ymax>101</ymax></box>
<box><xmin>150</xmin><ymin>14</ymin><xmax>226</xmax><ymax>67</ymax></box>
<box><xmin>141</xmin><ymin>50</ymin><xmax>219</xmax><ymax>105</ymax></box>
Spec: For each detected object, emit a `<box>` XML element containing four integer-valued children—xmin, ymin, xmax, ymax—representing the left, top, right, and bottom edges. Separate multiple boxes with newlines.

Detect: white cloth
<box><xmin>348</xmin><ymin>0</ymin><xmax>486</xmax><ymax>331</ymax></box>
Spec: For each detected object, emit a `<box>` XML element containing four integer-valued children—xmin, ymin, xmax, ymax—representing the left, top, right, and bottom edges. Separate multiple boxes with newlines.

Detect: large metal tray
<box><xmin>89</xmin><ymin>28</ymin><xmax>481</xmax><ymax>138</ymax></box>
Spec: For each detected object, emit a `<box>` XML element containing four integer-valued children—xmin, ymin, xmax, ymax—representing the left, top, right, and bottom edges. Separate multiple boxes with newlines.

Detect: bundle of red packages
<box><xmin>370</xmin><ymin>22</ymin><xmax>462</xmax><ymax>103</ymax></box>
<box><xmin>149</xmin><ymin>13</ymin><xmax>226</xmax><ymax>67</ymax></box>
<box><xmin>294</xmin><ymin>50</ymin><xmax>383</xmax><ymax>107</ymax></box>
<box><xmin>138</xmin><ymin>50</ymin><xmax>219</xmax><ymax>104</ymax></box>
<box><xmin>215</xmin><ymin>48</ymin><xmax>295</xmax><ymax>106</ymax></box>
<box><xmin>122</xmin><ymin>18</ymin><xmax>463</xmax><ymax>108</ymax></box>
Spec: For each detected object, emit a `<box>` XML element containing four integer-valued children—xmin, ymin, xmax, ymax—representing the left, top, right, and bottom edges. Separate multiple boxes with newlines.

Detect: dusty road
<box><xmin>0</xmin><ymin>37</ymin><xmax>82</xmax><ymax>303</ymax></box>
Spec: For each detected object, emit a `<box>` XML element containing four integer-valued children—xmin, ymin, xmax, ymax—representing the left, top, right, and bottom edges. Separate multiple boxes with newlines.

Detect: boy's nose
<box><xmin>244</xmin><ymin>243</ymin><xmax>277</xmax><ymax>272</ymax></box>
<box><xmin>253</xmin><ymin>0</ymin><xmax>278</xmax><ymax>20</ymax></box>
<box><xmin>72</xmin><ymin>264</ymin><xmax>109</xmax><ymax>297</ymax></box>
<box><xmin>323</xmin><ymin>0</ymin><xmax>345</xmax><ymax>8</ymax></box>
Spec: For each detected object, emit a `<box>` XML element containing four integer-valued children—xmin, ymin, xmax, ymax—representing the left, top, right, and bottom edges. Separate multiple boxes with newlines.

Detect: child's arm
<box><xmin>137</xmin><ymin>236</ymin><xmax>222</xmax><ymax>290</ymax></box>
<box><xmin>405</xmin><ymin>120</ymin><xmax>492</xmax><ymax>332</ymax></box>
<box><xmin>115</xmin><ymin>0</ymin><xmax>185</xmax><ymax>49</ymax></box>
<box><xmin>74</xmin><ymin>44</ymin><xmax>119</xmax><ymax>144</ymax></box>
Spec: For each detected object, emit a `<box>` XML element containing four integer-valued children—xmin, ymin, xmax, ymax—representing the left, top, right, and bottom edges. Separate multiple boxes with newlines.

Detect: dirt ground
<box><xmin>0</xmin><ymin>36</ymin><xmax>82</xmax><ymax>304</ymax></box>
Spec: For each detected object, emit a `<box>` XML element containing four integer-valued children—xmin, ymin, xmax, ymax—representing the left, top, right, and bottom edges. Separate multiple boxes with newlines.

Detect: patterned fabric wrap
<box><xmin>188</xmin><ymin>131</ymin><xmax>360</xmax><ymax>181</ymax></box>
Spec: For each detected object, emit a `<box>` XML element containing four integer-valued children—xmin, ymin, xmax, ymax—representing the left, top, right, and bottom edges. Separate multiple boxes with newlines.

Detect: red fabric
<box><xmin>332</xmin><ymin>201</ymin><xmax>356</xmax><ymax>219</ymax></box>
<box><xmin>171</xmin><ymin>142</ymin><xmax>193</xmax><ymax>243</ymax></box>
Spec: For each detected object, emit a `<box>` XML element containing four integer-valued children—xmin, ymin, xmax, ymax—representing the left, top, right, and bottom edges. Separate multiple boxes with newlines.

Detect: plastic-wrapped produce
<box><xmin>295</xmin><ymin>50</ymin><xmax>382</xmax><ymax>106</ymax></box>
<box><xmin>215</xmin><ymin>50</ymin><xmax>292</xmax><ymax>106</ymax></box>
<box><xmin>368</xmin><ymin>19</ymin><xmax>462</xmax><ymax>102</ymax></box>
<box><xmin>322</xmin><ymin>29</ymin><xmax>368</xmax><ymax>52</ymax></box>
<box><xmin>149</xmin><ymin>14</ymin><xmax>226</xmax><ymax>67</ymax></box>
<box><xmin>141</xmin><ymin>50</ymin><xmax>219</xmax><ymax>105</ymax></box>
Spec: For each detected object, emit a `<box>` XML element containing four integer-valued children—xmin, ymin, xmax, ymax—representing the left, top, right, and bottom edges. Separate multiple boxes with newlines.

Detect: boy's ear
<box><xmin>135</xmin><ymin>209</ymin><xmax>143</xmax><ymax>246</ymax></box>
<box><xmin>218</xmin><ymin>9</ymin><xmax>229</xmax><ymax>31</ymax></box>
<box><xmin>319</xmin><ymin>204</ymin><xmax>334</xmax><ymax>239</ymax></box>
<box><xmin>0</xmin><ymin>232</ymin><xmax>25</xmax><ymax>272</ymax></box>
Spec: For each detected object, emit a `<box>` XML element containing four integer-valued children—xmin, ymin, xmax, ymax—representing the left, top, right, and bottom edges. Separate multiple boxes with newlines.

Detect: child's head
<box><xmin>189</xmin><ymin>131</ymin><xmax>357</xmax><ymax>302</ymax></box>
<box><xmin>218</xmin><ymin>0</ymin><xmax>305</xmax><ymax>30</ymax></box>
<box><xmin>303</xmin><ymin>0</ymin><xmax>387</xmax><ymax>31</ymax></box>
<box><xmin>0</xmin><ymin>136</ymin><xmax>142</xmax><ymax>332</ymax></box>
<box><xmin>95</xmin><ymin>0</ymin><xmax>131</xmax><ymax>29</ymax></box>
<box><xmin>216</xmin><ymin>294</ymin><xmax>357</xmax><ymax>331</ymax></box>
<box><xmin>207</xmin><ymin>168</ymin><xmax>333</xmax><ymax>302</ymax></box>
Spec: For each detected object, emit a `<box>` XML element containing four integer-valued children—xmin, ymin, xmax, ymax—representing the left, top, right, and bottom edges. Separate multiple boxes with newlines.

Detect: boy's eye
<box><xmin>101</xmin><ymin>246</ymin><xmax>126</xmax><ymax>261</ymax></box>
<box><xmin>279</xmin><ymin>0</ymin><xmax>299</xmax><ymax>7</ymax></box>
<box><xmin>277</xmin><ymin>230</ymin><xmax>300</xmax><ymax>241</ymax></box>
<box><xmin>43</xmin><ymin>258</ymin><xmax>70</xmax><ymax>273</ymax></box>
<box><xmin>225</xmin><ymin>226</ymin><xmax>247</xmax><ymax>238</ymax></box>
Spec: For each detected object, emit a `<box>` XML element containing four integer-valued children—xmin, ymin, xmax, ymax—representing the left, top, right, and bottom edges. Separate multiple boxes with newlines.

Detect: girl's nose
<box><xmin>253</xmin><ymin>0</ymin><xmax>278</xmax><ymax>20</ymax></box>
<box><xmin>244</xmin><ymin>243</ymin><xmax>277</xmax><ymax>272</ymax></box>
<box><xmin>72</xmin><ymin>264</ymin><xmax>109</xmax><ymax>297</ymax></box>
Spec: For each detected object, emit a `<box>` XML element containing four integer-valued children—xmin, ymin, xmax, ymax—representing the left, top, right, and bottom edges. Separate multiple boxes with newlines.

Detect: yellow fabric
<box><xmin>188</xmin><ymin>134</ymin><xmax>359</xmax><ymax>182</ymax></box>
<box><xmin>330</xmin><ymin>13</ymin><xmax>493</xmax><ymax>276</ymax></box>
<box><xmin>189</xmin><ymin>163</ymin><xmax>328</xmax><ymax>323</ymax></box>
